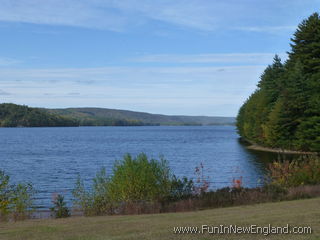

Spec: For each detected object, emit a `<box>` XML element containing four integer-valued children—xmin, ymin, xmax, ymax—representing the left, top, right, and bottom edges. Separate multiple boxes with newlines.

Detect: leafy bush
<box><xmin>0</xmin><ymin>170</ymin><xmax>35</xmax><ymax>221</ymax></box>
<box><xmin>50</xmin><ymin>194</ymin><xmax>70</xmax><ymax>218</ymax></box>
<box><xmin>73</xmin><ymin>153</ymin><xmax>195</xmax><ymax>215</ymax></box>
<box><xmin>268</xmin><ymin>156</ymin><xmax>320</xmax><ymax>188</ymax></box>
<box><xmin>11</xmin><ymin>183</ymin><xmax>35</xmax><ymax>221</ymax></box>
<box><xmin>108</xmin><ymin>153</ymin><xmax>173</xmax><ymax>203</ymax></box>
<box><xmin>0</xmin><ymin>171</ymin><xmax>11</xmax><ymax>220</ymax></box>
<box><xmin>73</xmin><ymin>168</ymin><xmax>112</xmax><ymax>216</ymax></box>
<box><xmin>169</xmin><ymin>176</ymin><xmax>194</xmax><ymax>200</ymax></box>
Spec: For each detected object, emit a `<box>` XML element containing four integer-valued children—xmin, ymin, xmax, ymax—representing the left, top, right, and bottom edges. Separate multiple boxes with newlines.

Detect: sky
<box><xmin>0</xmin><ymin>0</ymin><xmax>319</xmax><ymax>117</ymax></box>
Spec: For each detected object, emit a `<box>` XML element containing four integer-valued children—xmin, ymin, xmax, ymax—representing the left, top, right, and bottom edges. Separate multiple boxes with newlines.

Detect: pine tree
<box><xmin>289</xmin><ymin>13</ymin><xmax>320</xmax><ymax>74</ymax></box>
<box><xmin>236</xmin><ymin>12</ymin><xmax>320</xmax><ymax>152</ymax></box>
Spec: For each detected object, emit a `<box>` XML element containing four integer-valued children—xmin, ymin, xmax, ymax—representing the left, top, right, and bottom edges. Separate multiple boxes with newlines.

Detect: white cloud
<box><xmin>0</xmin><ymin>0</ymin><xmax>128</xmax><ymax>31</ymax></box>
<box><xmin>235</xmin><ymin>26</ymin><xmax>296</xmax><ymax>34</ymax></box>
<box><xmin>0</xmin><ymin>89</ymin><xmax>11</xmax><ymax>95</ymax></box>
<box><xmin>0</xmin><ymin>0</ymin><xmax>308</xmax><ymax>32</ymax></box>
<box><xmin>0</xmin><ymin>64</ymin><xmax>265</xmax><ymax>115</ymax></box>
<box><xmin>109</xmin><ymin>0</ymin><xmax>302</xmax><ymax>32</ymax></box>
<box><xmin>108</xmin><ymin>0</ymin><xmax>220</xmax><ymax>31</ymax></box>
<box><xmin>0</xmin><ymin>65</ymin><xmax>265</xmax><ymax>86</ymax></box>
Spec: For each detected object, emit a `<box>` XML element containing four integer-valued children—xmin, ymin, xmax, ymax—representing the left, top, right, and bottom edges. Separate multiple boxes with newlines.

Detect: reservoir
<box><xmin>0</xmin><ymin>126</ymin><xmax>276</xmax><ymax>208</ymax></box>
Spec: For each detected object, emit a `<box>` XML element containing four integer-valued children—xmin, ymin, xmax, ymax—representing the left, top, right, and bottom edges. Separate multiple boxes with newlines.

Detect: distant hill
<box><xmin>0</xmin><ymin>103</ymin><xmax>78</xmax><ymax>127</ymax></box>
<box><xmin>0</xmin><ymin>103</ymin><xmax>235</xmax><ymax>127</ymax></box>
<box><xmin>46</xmin><ymin>108</ymin><xmax>235</xmax><ymax>126</ymax></box>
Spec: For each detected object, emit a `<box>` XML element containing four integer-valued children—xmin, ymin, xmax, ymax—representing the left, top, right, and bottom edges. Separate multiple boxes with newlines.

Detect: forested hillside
<box><xmin>0</xmin><ymin>103</ymin><xmax>235</xmax><ymax>127</ymax></box>
<box><xmin>47</xmin><ymin>108</ymin><xmax>235</xmax><ymax>126</ymax></box>
<box><xmin>0</xmin><ymin>103</ymin><xmax>78</xmax><ymax>127</ymax></box>
<box><xmin>237</xmin><ymin>13</ymin><xmax>320</xmax><ymax>152</ymax></box>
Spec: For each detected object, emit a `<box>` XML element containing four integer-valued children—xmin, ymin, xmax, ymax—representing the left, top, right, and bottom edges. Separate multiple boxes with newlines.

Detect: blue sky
<box><xmin>0</xmin><ymin>0</ymin><xmax>319</xmax><ymax>116</ymax></box>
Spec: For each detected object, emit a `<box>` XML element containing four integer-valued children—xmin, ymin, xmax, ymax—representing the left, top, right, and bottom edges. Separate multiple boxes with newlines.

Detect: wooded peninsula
<box><xmin>237</xmin><ymin>13</ymin><xmax>320</xmax><ymax>152</ymax></box>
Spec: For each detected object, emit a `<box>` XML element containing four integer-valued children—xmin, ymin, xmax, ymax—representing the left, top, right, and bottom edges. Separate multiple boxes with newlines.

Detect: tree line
<box><xmin>0</xmin><ymin>103</ymin><xmax>147</xmax><ymax>127</ymax></box>
<box><xmin>237</xmin><ymin>13</ymin><xmax>320</xmax><ymax>152</ymax></box>
<box><xmin>0</xmin><ymin>103</ymin><xmax>78</xmax><ymax>127</ymax></box>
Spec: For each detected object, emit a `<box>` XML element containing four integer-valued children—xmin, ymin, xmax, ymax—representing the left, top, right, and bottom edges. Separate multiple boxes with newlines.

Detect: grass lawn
<box><xmin>0</xmin><ymin>198</ymin><xmax>319</xmax><ymax>240</ymax></box>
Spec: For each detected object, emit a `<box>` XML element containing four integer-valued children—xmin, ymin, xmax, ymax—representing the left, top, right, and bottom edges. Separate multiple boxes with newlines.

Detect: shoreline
<box><xmin>0</xmin><ymin>124</ymin><xmax>235</xmax><ymax>128</ymax></box>
<box><xmin>246</xmin><ymin>143</ymin><xmax>317</xmax><ymax>155</ymax></box>
<box><xmin>239</xmin><ymin>137</ymin><xmax>317</xmax><ymax>155</ymax></box>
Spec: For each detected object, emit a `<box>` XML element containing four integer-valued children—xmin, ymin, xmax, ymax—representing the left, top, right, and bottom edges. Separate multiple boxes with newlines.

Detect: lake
<box><xmin>0</xmin><ymin>126</ymin><xmax>276</xmax><ymax>209</ymax></box>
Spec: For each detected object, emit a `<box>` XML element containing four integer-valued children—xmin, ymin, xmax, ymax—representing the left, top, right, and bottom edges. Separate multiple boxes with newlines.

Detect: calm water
<box><xmin>0</xmin><ymin>126</ymin><xmax>276</xmax><ymax>208</ymax></box>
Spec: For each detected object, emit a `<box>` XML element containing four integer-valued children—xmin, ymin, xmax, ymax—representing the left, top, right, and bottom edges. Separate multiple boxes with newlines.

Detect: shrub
<box><xmin>73</xmin><ymin>168</ymin><xmax>112</xmax><ymax>216</ymax></box>
<box><xmin>262</xmin><ymin>183</ymin><xmax>287</xmax><ymax>200</ymax></box>
<box><xmin>50</xmin><ymin>194</ymin><xmax>70</xmax><ymax>218</ymax></box>
<box><xmin>0</xmin><ymin>170</ymin><xmax>35</xmax><ymax>221</ymax></box>
<box><xmin>268</xmin><ymin>155</ymin><xmax>320</xmax><ymax>188</ymax></box>
<box><xmin>107</xmin><ymin>153</ymin><xmax>173</xmax><ymax>203</ymax></box>
<box><xmin>193</xmin><ymin>163</ymin><xmax>210</xmax><ymax>195</ymax></box>
<box><xmin>72</xmin><ymin>175</ymin><xmax>92</xmax><ymax>215</ymax></box>
<box><xmin>11</xmin><ymin>183</ymin><xmax>35</xmax><ymax>221</ymax></box>
<box><xmin>91</xmin><ymin>167</ymin><xmax>112</xmax><ymax>214</ymax></box>
<box><xmin>73</xmin><ymin>153</ymin><xmax>195</xmax><ymax>216</ymax></box>
<box><xmin>0</xmin><ymin>171</ymin><xmax>11</xmax><ymax>220</ymax></box>
<box><xmin>169</xmin><ymin>176</ymin><xmax>194</xmax><ymax>201</ymax></box>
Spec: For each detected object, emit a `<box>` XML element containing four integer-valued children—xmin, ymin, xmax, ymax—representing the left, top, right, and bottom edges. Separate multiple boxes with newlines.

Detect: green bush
<box><xmin>73</xmin><ymin>153</ymin><xmax>194</xmax><ymax>216</ymax></box>
<box><xmin>107</xmin><ymin>153</ymin><xmax>173</xmax><ymax>203</ymax></box>
<box><xmin>169</xmin><ymin>176</ymin><xmax>194</xmax><ymax>200</ymax></box>
<box><xmin>0</xmin><ymin>170</ymin><xmax>35</xmax><ymax>221</ymax></box>
<box><xmin>11</xmin><ymin>183</ymin><xmax>35</xmax><ymax>221</ymax></box>
<box><xmin>0</xmin><ymin>171</ymin><xmax>11</xmax><ymax>220</ymax></box>
<box><xmin>73</xmin><ymin>168</ymin><xmax>112</xmax><ymax>216</ymax></box>
<box><xmin>268</xmin><ymin>156</ymin><xmax>320</xmax><ymax>188</ymax></box>
<box><xmin>50</xmin><ymin>194</ymin><xmax>70</xmax><ymax>218</ymax></box>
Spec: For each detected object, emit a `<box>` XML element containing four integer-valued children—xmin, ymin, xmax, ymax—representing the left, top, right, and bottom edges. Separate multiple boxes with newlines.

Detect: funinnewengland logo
<box><xmin>173</xmin><ymin>224</ymin><xmax>312</xmax><ymax>236</ymax></box>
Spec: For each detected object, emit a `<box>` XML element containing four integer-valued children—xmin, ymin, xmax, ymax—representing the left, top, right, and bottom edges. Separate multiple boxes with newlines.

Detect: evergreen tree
<box><xmin>236</xmin><ymin>13</ymin><xmax>320</xmax><ymax>152</ymax></box>
<box><xmin>288</xmin><ymin>13</ymin><xmax>320</xmax><ymax>74</ymax></box>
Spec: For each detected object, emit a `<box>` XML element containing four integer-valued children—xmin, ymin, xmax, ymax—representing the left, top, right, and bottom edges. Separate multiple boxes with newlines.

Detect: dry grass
<box><xmin>0</xmin><ymin>198</ymin><xmax>320</xmax><ymax>240</ymax></box>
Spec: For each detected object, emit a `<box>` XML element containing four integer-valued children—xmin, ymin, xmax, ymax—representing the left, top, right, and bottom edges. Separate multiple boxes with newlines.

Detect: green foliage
<box><xmin>0</xmin><ymin>170</ymin><xmax>35</xmax><ymax>221</ymax></box>
<box><xmin>107</xmin><ymin>153</ymin><xmax>173</xmax><ymax>203</ymax></box>
<box><xmin>0</xmin><ymin>171</ymin><xmax>11</xmax><ymax>220</ymax></box>
<box><xmin>11</xmin><ymin>183</ymin><xmax>36</xmax><ymax>221</ymax></box>
<box><xmin>0</xmin><ymin>103</ymin><xmax>78</xmax><ymax>127</ymax></box>
<box><xmin>50</xmin><ymin>194</ymin><xmax>70</xmax><ymax>218</ymax></box>
<box><xmin>295</xmin><ymin>117</ymin><xmax>320</xmax><ymax>151</ymax></box>
<box><xmin>237</xmin><ymin>13</ymin><xmax>320</xmax><ymax>152</ymax></box>
<box><xmin>73</xmin><ymin>153</ymin><xmax>195</xmax><ymax>216</ymax></box>
<box><xmin>169</xmin><ymin>176</ymin><xmax>194</xmax><ymax>200</ymax></box>
<box><xmin>72</xmin><ymin>168</ymin><xmax>112</xmax><ymax>216</ymax></box>
<box><xmin>1</xmin><ymin>103</ymin><xmax>235</xmax><ymax>127</ymax></box>
<box><xmin>47</xmin><ymin>108</ymin><xmax>235</xmax><ymax>126</ymax></box>
<box><xmin>268</xmin><ymin>156</ymin><xmax>320</xmax><ymax>188</ymax></box>
<box><xmin>72</xmin><ymin>176</ymin><xmax>93</xmax><ymax>216</ymax></box>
